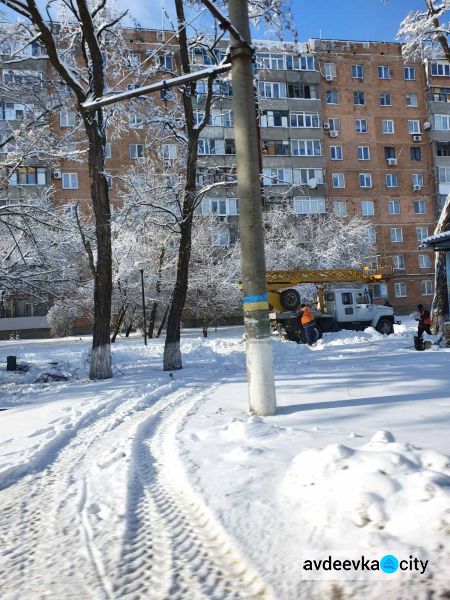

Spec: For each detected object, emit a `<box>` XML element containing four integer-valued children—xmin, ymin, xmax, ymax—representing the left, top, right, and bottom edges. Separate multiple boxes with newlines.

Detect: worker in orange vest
<box><xmin>417</xmin><ymin>304</ymin><xmax>432</xmax><ymax>339</ymax></box>
<box><xmin>298</xmin><ymin>303</ymin><xmax>317</xmax><ymax>346</ymax></box>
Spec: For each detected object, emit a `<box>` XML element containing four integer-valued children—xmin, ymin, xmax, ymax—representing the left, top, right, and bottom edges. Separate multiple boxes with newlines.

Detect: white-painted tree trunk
<box><xmin>89</xmin><ymin>345</ymin><xmax>112</xmax><ymax>380</ymax></box>
<box><xmin>163</xmin><ymin>341</ymin><xmax>182</xmax><ymax>371</ymax></box>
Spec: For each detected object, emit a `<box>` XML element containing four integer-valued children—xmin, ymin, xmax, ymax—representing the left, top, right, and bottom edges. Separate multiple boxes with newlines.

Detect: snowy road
<box><xmin>1</xmin><ymin>325</ymin><xmax>449</xmax><ymax>599</ymax></box>
<box><xmin>0</xmin><ymin>334</ymin><xmax>271</xmax><ymax>600</ymax></box>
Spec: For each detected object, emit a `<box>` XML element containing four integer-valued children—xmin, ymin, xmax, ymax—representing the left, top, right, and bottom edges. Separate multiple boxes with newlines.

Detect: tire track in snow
<box><xmin>113</xmin><ymin>385</ymin><xmax>273</xmax><ymax>600</ymax></box>
<box><xmin>0</xmin><ymin>375</ymin><xmax>271</xmax><ymax>599</ymax></box>
<box><xmin>0</xmin><ymin>379</ymin><xmax>186</xmax><ymax>599</ymax></box>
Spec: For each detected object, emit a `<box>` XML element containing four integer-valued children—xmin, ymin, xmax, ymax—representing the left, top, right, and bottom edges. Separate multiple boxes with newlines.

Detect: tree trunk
<box><xmin>148</xmin><ymin>301</ymin><xmax>158</xmax><ymax>339</ymax></box>
<box><xmin>125</xmin><ymin>321</ymin><xmax>133</xmax><ymax>337</ymax></box>
<box><xmin>163</xmin><ymin>0</ymin><xmax>215</xmax><ymax>370</ymax></box>
<box><xmin>163</xmin><ymin>218</ymin><xmax>193</xmax><ymax>369</ymax></box>
<box><xmin>84</xmin><ymin>116</ymin><xmax>113</xmax><ymax>379</ymax></box>
<box><xmin>148</xmin><ymin>247</ymin><xmax>165</xmax><ymax>339</ymax></box>
<box><xmin>111</xmin><ymin>306</ymin><xmax>127</xmax><ymax>343</ymax></box>
<box><xmin>431</xmin><ymin>194</ymin><xmax>450</xmax><ymax>332</ymax></box>
<box><xmin>432</xmin><ymin>251</ymin><xmax>449</xmax><ymax>332</ymax></box>
<box><xmin>157</xmin><ymin>302</ymin><xmax>170</xmax><ymax>338</ymax></box>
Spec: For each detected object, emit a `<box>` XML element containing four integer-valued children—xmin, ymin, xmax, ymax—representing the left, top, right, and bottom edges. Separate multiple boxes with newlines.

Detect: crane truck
<box><xmin>265</xmin><ymin>264</ymin><xmax>400</xmax><ymax>343</ymax></box>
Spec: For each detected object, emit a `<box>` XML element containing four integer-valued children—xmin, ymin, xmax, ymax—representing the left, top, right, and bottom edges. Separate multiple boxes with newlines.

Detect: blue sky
<box><xmin>118</xmin><ymin>0</ymin><xmax>427</xmax><ymax>43</ymax></box>
<box><xmin>0</xmin><ymin>0</ymin><xmax>431</xmax><ymax>43</ymax></box>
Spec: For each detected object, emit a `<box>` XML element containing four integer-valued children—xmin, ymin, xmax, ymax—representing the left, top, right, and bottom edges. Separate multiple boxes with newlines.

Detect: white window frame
<box><xmin>355</xmin><ymin>119</ymin><xmax>368</xmax><ymax>133</ymax></box>
<box><xmin>408</xmin><ymin>120</ymin><xmax>421</xmax><ymax>134</ymax></box>
<box><xmin>293</xmin><ymin>196</ymin><xmax>326</xmax><ymax>214</ymax></box>
<box><xmin>390</xmin><ymin>227</ymin><xmax>403</xmax><ymax>243</ymax></box>
<box><xmin>361</xmin><ymin>200</ymin><xmax>374</xmax><ymax>216</ymax></box>
<box><xmin>330</xmin><ymin>145</ymin><xmax>343</xmax><ymax>160</ymax></box>
<box><xmin>393</xmin><ymin>255</ymin><xmax>405</xmax><ymax>270</ymax></box>
<box><xmin>325</xmin><ymin>89</ymin><xmax>339</xmax><ymax>105</ymax></box>
<box><xmin>434</xmin><ymin>114</ymin><xmax>450</xmax><ymax>130</ymax></box>
<box><xmin>359</xmin><ymin>172</ymin><xmax>372</xmax><ymax>188</ymax></box>
<box><xmin>418</xmin><ymin>254</ymin><xmax>431</xmax><ymax>269</ymax></box>
<box><xmin>386</xmin><ymin>173</ymin><xmax>398</xmax><ymax>188</ymax></box>
<box><xmin>293</xmin><ymin>168</ymin><xmax>324</xmax><ymax>185</ymax></box>
<box><xmin>332</xmin><ymin>173</ymin><xmax>345</xmax><ymax>188</ymax></box>
<box><xmin>388</xmin><ymin>199</ymin><xmax>400</xmax><ymax>215</ymax></box>
<box><xmin>352</xmin><ymin>64</ymin><xmax>364</xmax><ymax>78</ymax></box>
<box><xmin>291</xmin><ymin>139</ymin><xmax>322</xmax><ymax>156</ymax></box>
<box><xmin>357</xmin><ymin>146</ymin><xmax>370</xmax><ymax>160</ymax></box>
<box><xmin>289</xmin><ymin>112</ymin><xmax>320</xmax><ymax>128</ymax></box>
<box><xmin>414</xmin><ymin>199</ymin><xmax>426</xmax><ymax>214</ymax></box>
<box><xmin>421</xmin><ymin>280</ymin><xmax>433</xmax><ymax>296</ymax></box>
<box><xmin>324</xmin><ymin>63</ymin><xmax>336</xmax><ymax>79</ymax></box>
<box><xmin>129</xmin><ymin>144</ymin><xmax>144</xmax><ymax>159</ymax></box>
<box><xmin>430</xmin><ymin>62</ymin><xmax>450</xmax><ymax>76</ymax></box>
<box><xmin>202</xmin><ymin>197</ymin><xmax>238</xmax><ymax>216</ymax></box>
<box><xmin>59</xmin><ymin>110</ymin><xmax>76</xmax><ymax>128</ymax></box>
<box><xmin>378</xmin><ymin>65</ymin><xmax>390</xmax><ymax>79</ymax></box>
<box><xmin>353</xmin><ymin>91</ymin><xmax>365</xmax><ymax>105</ymax></box>
<box><xmin>62</xmin><ymin>172</ymin><xmax>78</xmax><ymax>189</ymax></box>
<box><xmin>382</xmin><ymin>119</ymin><xmax>395</xmax><ymax>134</ymax></box>
<box><xmin>8</xmin><ymin>166</ymin><xmax>47</xmax><ymax>186</ymax></box>
<box><xmin>367</xmin><ymin>226</ymin><xmax>377</xmax><ymax>244</ymax></box>
<box><xmin>404</xmin><ymin>66</ymin><xmax>416</xmax><ymax>80</ymax></box>
<box><xmin>406</xmin><ymin>93</ymin><xmax>418</xmax><ymax>107</ymax></box>
<box><xmin>412</xmin><ymin>173</ymin><xmax>424</xmax><ymax>188</ymax></box>
<box><xmin>394</xmin><ymin>282</ymin><xmax>407</xmax><ymax>298</ymax></box>
<box><xmin>333</xmin><ymin>201</ymin><xmax>347</xmax><ymax>216</ymax></box>
<box><xmin>263</xmin><ymin>168</ymin><xmax>292</xmax><ymax>185</ymax></box>
<box><xmin>380</xmin><ymin>92</ymin><xmax>391</xmax><ymax>106</ymax></box>
<box><xmin>416</xmin><ymin>227</ymin><xmax>428</xmax><ymax>242</ymax></box>
<box><xmin>258</xmin><ymin>81</ymin><xmax>286</xmax><ymax>99</ymax></box>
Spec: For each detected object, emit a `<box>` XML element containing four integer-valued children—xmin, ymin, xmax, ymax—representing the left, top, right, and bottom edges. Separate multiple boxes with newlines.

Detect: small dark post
<box><xmin>140</xmin><ymin>269</ymin><xmax>147</xmax><ymax>347</ymax></box>
<box><xmin>6</xmin><ymin>356</ymin><xmax>17</xmax><ymax>371</ymax></box>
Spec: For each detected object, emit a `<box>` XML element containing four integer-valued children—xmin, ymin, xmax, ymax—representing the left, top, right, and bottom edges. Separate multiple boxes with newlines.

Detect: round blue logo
<box><xmin>380</xmin><ymin>555</ymin><xmax>399</xmax><ymax>574</ymax></box>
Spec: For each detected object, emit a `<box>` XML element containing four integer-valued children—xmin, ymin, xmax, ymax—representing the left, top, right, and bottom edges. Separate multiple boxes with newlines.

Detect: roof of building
<box><xmin>420</xmin><ymin>230</ymin><xmax>450</xmax><ymax>250</ymax></box>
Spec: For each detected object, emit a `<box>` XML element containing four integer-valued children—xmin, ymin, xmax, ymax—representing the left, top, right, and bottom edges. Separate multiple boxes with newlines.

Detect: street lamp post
<box><xmin>140</xmin><ymin>268</ymin><xmax>147</xmax><ymax>347</ymax></box>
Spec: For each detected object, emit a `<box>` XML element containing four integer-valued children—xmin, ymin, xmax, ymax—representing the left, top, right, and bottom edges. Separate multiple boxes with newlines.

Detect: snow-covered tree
<box><xmin>264</xmin><ymin>203</ymin><xmax>375</xmax><ymax>271</ymax></box>
<box><xmin>186</xmin><ymin>215</ymin><xmax>241</xmax><ymax>336</ymax></box>
<box><xmin>398</xmin><ymin>1</ymin><xmax>450</xmax><ymax>326</ymax></box>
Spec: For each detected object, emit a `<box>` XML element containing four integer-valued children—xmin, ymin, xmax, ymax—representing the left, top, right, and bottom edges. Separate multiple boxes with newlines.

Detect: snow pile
<box><xmin>283</xmin><ymin>430</ymin><xmax>450</xmax><ymax>554</ymax></box>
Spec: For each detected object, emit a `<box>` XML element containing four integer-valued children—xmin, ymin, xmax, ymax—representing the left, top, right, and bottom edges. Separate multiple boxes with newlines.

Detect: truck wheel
<box><xmin>280</xmin><ymin>288</ymin><xmax>300</xmax><ymax>310</ymax></box>
<box><xmin>376</xmin><ymin>318</ymin><xmax>394</xmax><ymax>335</ymax></box>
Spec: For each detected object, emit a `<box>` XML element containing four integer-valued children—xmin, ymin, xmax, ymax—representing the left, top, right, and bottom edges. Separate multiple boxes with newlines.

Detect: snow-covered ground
<box><xmin>0</xmin><ymin>320</ymin><xmax>449</xmax><ymax>599</ymax></box>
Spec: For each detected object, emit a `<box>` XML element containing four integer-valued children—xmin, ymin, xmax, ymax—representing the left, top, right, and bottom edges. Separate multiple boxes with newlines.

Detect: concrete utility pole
<box><xmin>228</xmin><ymin>0</ymin><xmax>277</xmax><ymax>415</ymax></box>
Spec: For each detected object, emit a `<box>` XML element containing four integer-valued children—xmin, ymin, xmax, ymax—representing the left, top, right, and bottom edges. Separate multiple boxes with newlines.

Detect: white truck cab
<box><xmin>323</xmin><ymin>287</ymin><xmax>399</xmax><ymax>334</ymax></box>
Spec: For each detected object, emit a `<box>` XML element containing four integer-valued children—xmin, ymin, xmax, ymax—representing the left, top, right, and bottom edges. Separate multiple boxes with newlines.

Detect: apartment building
<box><xmin>312</xmin><ymin>39</ymin><xmax>436</xmax><ymax>311</ymax></box>
<box><xmin>0</xmin><ymin>27</ymin><xmax>446</xmax><ymax>335</ymax></box>
<box><xmin>196</xmin><ymin>38</ymin><xmax>437</xmax><ymax>312</ymax></box>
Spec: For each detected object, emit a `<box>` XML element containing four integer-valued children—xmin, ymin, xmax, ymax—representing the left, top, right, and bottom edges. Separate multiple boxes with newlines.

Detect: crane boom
<box><xmin>266</xmin><ymin>265</ymin><xmax>394</xmax><ymax>290</ymax></box>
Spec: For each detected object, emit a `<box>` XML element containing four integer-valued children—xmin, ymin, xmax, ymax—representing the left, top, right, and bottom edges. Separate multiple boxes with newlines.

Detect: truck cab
<box><xmin>323</xmin><ymin>287</ymin><xmax>398</xmax><ymax>334</ymax></box>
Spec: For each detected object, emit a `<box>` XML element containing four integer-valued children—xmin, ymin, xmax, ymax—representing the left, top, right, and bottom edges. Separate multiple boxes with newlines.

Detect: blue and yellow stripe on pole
<box><xmin>242</xmin><ymin>293</ymin><xmax>269</xmax><ymax>311</ymax></box>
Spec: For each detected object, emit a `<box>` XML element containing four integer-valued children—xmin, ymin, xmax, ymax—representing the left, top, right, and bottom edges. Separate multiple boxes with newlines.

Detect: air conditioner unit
<box><xmin>329</xmin><ymin>130</ymin><xmax>339</xmax><ymax>137</ymax></box>
<box><xmin>325</xmin><ymin>74</ymin><xmax>334</xmax><ymax>81</ymax></box>
<box><xmin>413</xmin><ymin>184</ymin><xmax>422</xmax><ymax>191</ymax></box>
<box><xmin>323</xmin><ymin>122</ymin><xmax>330</xmax><ymax>130</ymax></box>
<box><xmin>412</xmin><ymin>134</ymin><xmax>422</xmax><ymax>142</ymax></box>
<box><xmin>386</xmin><ymin>158</ymin><xmax>398</xmax><ymax>166</ymax></box>
<box><xmin>53</xmin><ymin>170</ymin><xmax>62</xmax><ymax>179</ymax></box>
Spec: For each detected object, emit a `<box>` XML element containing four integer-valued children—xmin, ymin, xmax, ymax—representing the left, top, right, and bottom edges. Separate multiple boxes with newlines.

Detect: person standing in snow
<box><xmin>417</xmin><ymin>304</ymin><xmax>432</xmax><ymax>339</ymax></box>
<box><xmin>298</xmin><ymin>303</ymin><xmax>317</xmax><ymax>346</ymax></box>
